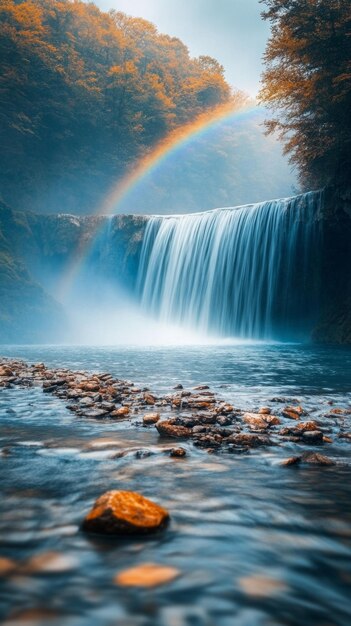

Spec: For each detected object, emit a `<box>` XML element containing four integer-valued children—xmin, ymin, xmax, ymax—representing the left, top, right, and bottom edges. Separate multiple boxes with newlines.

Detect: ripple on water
<box><xmin>0</xmin><ymin>344</ymin><xmax>351</xmax><ymax>625</ymax></box>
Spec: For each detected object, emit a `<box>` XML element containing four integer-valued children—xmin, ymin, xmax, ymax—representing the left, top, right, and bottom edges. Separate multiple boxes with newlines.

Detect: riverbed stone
<box><xmin>143</xmin><ymin>412</ymin><xmax>160</xmax><ymax>425</ymax></box>
<box><xmin>243</xmin><ymin>413</ymin><xmax>270</xmax><ymax>430</ymax></box>
<box><xmin>282</xmin><ymin>406</ymin><xmax>302</xmax><ymax>420</ymax></box>
<box><xmin>83</xmin><ymin>490</ymin><xmax>170</xmax><ymax>535</ymax></box>
<box><xmin>226</xmin><ymin>433</ymin><xmax>272</xmax><ymax>447</ymax></box>
<box><xmin>302</xmin><ymin>430</ymin><xmax>324</xmax><ymax>443</ymax></box>
<box><xmin>170</xmin><ymin>447</ymin><xmax>186</xmax><ymax>457</ymax></box>
<box><xmin>110</xmin><ymin>406</ymin><xmax>130</xmax><ymax>417</ymax></box>
<box><xmin>302</xmin><ymin>452</ymin><xmax>335</xmax><ymax>465</ymax></box>
<box><xmin>156</xmin><ymin>419</ymin><xmax>192</xmax><ymax>438</ymax></box>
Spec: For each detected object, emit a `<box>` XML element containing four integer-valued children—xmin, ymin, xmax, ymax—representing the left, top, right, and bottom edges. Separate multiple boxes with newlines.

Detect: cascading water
<box><xmin>136</xmin><ymin>192</ymin><xmax>322</xmax><ymax>341</ymax></box>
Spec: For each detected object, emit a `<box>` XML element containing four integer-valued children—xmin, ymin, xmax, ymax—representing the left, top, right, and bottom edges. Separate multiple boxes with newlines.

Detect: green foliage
<box><xmin>0</xmin><ymin>0</ymin><xmax>232</xmax><ymax>213</ymax></box>
<box><xmin>259</xmin><ymin>0</ymin><xmax>351</xmax><ymax>189</ymax></box>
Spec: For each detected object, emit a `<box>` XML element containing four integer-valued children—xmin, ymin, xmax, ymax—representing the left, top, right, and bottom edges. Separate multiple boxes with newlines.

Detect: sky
<box><xmin>93</xmin><ymin>0</ymin><xmax>270</xmax><ymax>97</ymax></box>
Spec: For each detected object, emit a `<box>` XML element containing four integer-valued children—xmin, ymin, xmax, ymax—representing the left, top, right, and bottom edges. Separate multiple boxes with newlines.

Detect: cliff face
<box><xmin>311</xmin><ymin>186</ymin><xmax>351</xmax><ymax>344</ymax></box>
<box><xmin>0</xmin><ymin>204</ymin><xmax>148</xmax><ymax>343</ymax></box>
<box><xmin>0</xmin><ymin>188</ymin><xmax>350</xmax><ymax>344</ymax></box>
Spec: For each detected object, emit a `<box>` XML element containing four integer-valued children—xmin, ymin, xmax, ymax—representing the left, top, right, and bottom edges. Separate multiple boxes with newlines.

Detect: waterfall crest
<box><xmin>137</xmin><ymin>192</ymin><xmax>322</xmax><ymax>340</ymax></box>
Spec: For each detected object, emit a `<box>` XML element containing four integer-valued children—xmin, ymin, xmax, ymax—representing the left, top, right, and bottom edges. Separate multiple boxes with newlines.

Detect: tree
<box><xmin>0</xmin><ymin>0</ymin><xmax>236</xmax><ymax>213</ymax></box>
<box><xmin>259</xmin><ymin>0</ymin><xmax>351</xmax><ymax>189</ymax></box>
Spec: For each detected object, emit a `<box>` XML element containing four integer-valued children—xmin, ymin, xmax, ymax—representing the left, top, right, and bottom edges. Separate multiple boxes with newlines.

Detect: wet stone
<box><xmin>302</xmin><ymin>430</ymin><xmax>324</xmax><ymax>443</ymax></box>
<box><xmin>83</xmin><ymin>490</ymin><xmax>169</xmax><ymax>535</ymax></box>
<box><xmin>143</xmin><ymin>412</ymin><xmax>160</xmax><ymax>425</ymax></box>
<box><xmin>170</xmin><ymin>447</ymin><xmax>187</xmax><ymax>457</ymax></box>
<box><xmin>302</xmin><ymin>452</ymin><xmax>335</xmax><ymax>465</ymax></box>
<box><xmin>156</xmin><ymin>420</ymin><xmax>192</xmax><ymax>439</ymax></box>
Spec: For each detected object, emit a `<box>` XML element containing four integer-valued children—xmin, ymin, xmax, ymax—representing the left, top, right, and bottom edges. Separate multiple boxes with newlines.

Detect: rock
<box><xmin>323</xmin><ymin>435</ymin><xmax>333</xmax><ymax>443</ymax></box>
<box><xmin>80</xmin><ymin>382</ymin><xmax>100</xmax><ymax>392</ymax></box>
<box><xmin>243</xmin><ymin>413</ymin><xmax>270</xmax><ymax>430</ymax></box>
<box><xmin>295</xmin><ymin>421</ymin><xmax>320</xmax><ymax>432</ymax></box>
<box><xmin>216</xmin><ymin>415</ymin><xmax>233</xmax><ymax>426</ymax></box>
<box><xmin>226</xmin><ymin>433</ymin><xmax>272</xmax><ymax>447</ymax></box>
<box><xmin>144</xmin><ymin>392</ymin><xmax>156</xmax><ymax>405</ymax></box>
<box><xmin>114</xmin><ymin>563</ymin><xmax>179</xmax><ymax>587</ymax></box>
<box><xmin>192</xmin><ymin>425</ymin><xmax>208</xmax><ymax>434</ymax></box>
<box><xmin>197</xmin><ymin>413</ymin><xmax>217</xmax><ymax>424</ymax></box>
<box><xmin>170</xmin><ymin>447</ymin><xmax>186</xmax><ymax>457</ymax></box>
<box><xmin>263</xmin><ymin>415</ymin><xmax>281</xmax><ymax>426</ymax></box>
<box><xmin>216</xmin><ymin>403</ymin><xmax>234</xmax><ymax>415</ymax></box>
<box><xmin>302</xmin><ymin>453</ymin><xmax>335</xmax><ymax>466</ymax></box>
<box><xmin>156</xmin><ymin>420</ymin><xmax>192</xmax><ymax>438</ymax></box>
<box><xmin>173</xmin><ymin>384</ymin><xmax>183</xmax><ymax>390</ymax></box>
<box><xmin>0</xmin><ymin>365</ymin><xmax>13</xmax><ymax>376</ymax></box>
<box><xmin>338</xmin><ymin>431</ymin><xmax>351</xmax><ymax>440</ymax></box>
<box><xmin>280</xmin><ymin>456</ymin><xmax>301</xmax><ymax>466</ymax></box>
<box><xmin>143</xmin><ymin>412</ymin><xmax>160</xmax><ymax>425</ymax></box>
<box><xmin>258</xmin><ymin>407</ymin><xmax>271</xmax><ymax>415</ymax></box>
<box><xmin>302</xmin><ymin>430</ymin><xmax>324</xmax><ymax>443</ymax></box>
<box><xmin>110</xmin><ymin>406</ymin><xmax>130</xmax><ymax>417</ymax></box>
<box><xmin>193</xmin><ymin>434</ymin><xmax>222</xmax><ymax>448</ymax></box>
<box><xmin>83</xmin><ymin>490</ymin><xmax>169</xmax><ymax>535</ymax></box>
<box><xmin>193</xmin><ymin>385</ymin><xmax>209</xmax><ymax>390</ymax></box>
<box><xmin>282</xmin><ymin>406</ymin><xmax>303</xmax><ymax>420</ymax></box>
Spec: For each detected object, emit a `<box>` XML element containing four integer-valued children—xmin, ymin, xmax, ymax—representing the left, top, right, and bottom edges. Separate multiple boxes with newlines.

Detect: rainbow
<box><xmin>57</xmin><ymin>100</ymin><xmax>260</xmax><ymax>300</ymax></box>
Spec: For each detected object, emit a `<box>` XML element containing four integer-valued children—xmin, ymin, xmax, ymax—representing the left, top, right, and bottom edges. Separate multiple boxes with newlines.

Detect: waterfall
<box><xmin>136</xmin><ymin>192</ymin><xmax>322</xmax><ymax>341</ymax></box>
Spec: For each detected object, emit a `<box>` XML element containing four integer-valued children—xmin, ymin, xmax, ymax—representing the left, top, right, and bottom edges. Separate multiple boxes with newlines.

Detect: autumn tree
<box><xmin>259</xmin><ymin>0</ymin><xmax>351</xmax><ymax>189</ymax></box>
<box><xmin>0</xmin><ymin>0</ymin><xmax>235</xmax><ymax>213</ymax></box>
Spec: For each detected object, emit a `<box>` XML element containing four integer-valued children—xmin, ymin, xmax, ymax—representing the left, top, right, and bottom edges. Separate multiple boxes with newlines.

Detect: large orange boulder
<box><xmin>82</xmin><ymin>490</ymin><xmax>169</xmax><ymax>535</ymax></box>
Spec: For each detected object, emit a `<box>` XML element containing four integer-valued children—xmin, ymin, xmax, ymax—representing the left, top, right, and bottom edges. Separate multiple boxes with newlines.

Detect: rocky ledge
<box><xmin>1</xmin><ymin>357</ymin><xmax>351</xmax><ymax>461</ymax></box>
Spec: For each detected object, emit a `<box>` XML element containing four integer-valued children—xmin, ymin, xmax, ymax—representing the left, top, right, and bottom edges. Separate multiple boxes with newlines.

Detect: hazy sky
<box><xmin>93</xmin><ymin>0</ymin><xmax>270</xmax><ymax>96</ymax></box>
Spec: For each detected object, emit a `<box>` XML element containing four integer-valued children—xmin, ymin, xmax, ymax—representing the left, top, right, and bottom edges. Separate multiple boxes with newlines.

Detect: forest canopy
<box><xmin>260</xmin><ymin>0</ymin><xmax>351</xmax><ymax>190</ymax></box>
<box><xmin>0</xmin><ymin>0</ymin><xmax>238</xmax><ymax>213</ymax></box>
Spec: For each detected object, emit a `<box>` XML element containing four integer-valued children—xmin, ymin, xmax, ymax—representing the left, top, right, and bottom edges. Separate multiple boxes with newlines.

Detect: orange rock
<box><xmin>329</xmin><ymin>407</ymin><xmax>350</xmax><ymax>415</ymax></box>
<box><xmin>80</xmin><ymin>382</ymin><xmax>100</xmax><ymax>392</ymax></box>
<box><xmin>263</xmin><ymin>415</ymin><xmax>281</xmax><ymax>426</ymax></box>
<box><xmin>0</xmin><ymin>365</ymin><xmax>13</xmax><ymax>377</ymax></box>
<box><xmin>156</xmin><ymin>420</ymin><xmax>192</xmax><ymax>438</ymax></box>
<box><xmin>243</xmin><ymin>413</ymin><xmax>269</xmax><ymax>430</ymax></box>
<box><xmin>258</xmin><ymin>407</ymin><xmax>271</xmax><ymax>415</ymax></box>
<box><xmin>114</xmin><ymin>563</ymin><xmax>179</xmax><ymax>587</ymax></box>
<box><xmin>282</xmin><ymin>406</ymin><xmax>302</xmax><ymax>420</ymax></box>
<box><xmin>295</xmin><ymin>421</ymin><xmax>319</xmax><ymax>432</ymax></box>
<box><xmin>111</xmin><ymin>406</ymin><xmax>130</xmax><ymax>417</ymax></box>
<box><xmin>83</xmin><ymin>490</ymin><xmax>169</xmax><ymax>535</ymax></box>
<box><xmin>144</xmin><ymin>392</ymin><xmax>156</xmax><ymax>405</ymax></box>
<box><xmin>143</xmin><ymin>412</ymin><xmax>160</xmax><ymax>425</ymax></box>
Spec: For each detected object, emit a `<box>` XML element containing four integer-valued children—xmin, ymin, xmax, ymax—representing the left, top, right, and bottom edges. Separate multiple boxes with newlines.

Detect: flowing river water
<box><xmin>1</xmin><ymin>343</ymin><xmax>351</xmax><ymax>626</ymax></box>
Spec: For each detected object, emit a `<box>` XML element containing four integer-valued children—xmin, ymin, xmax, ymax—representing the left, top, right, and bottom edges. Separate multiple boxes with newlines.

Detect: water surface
<box><xmin>1</xmin><ymin>344</ymin><xmax>351</xmax><ymax>626</ymax></box>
